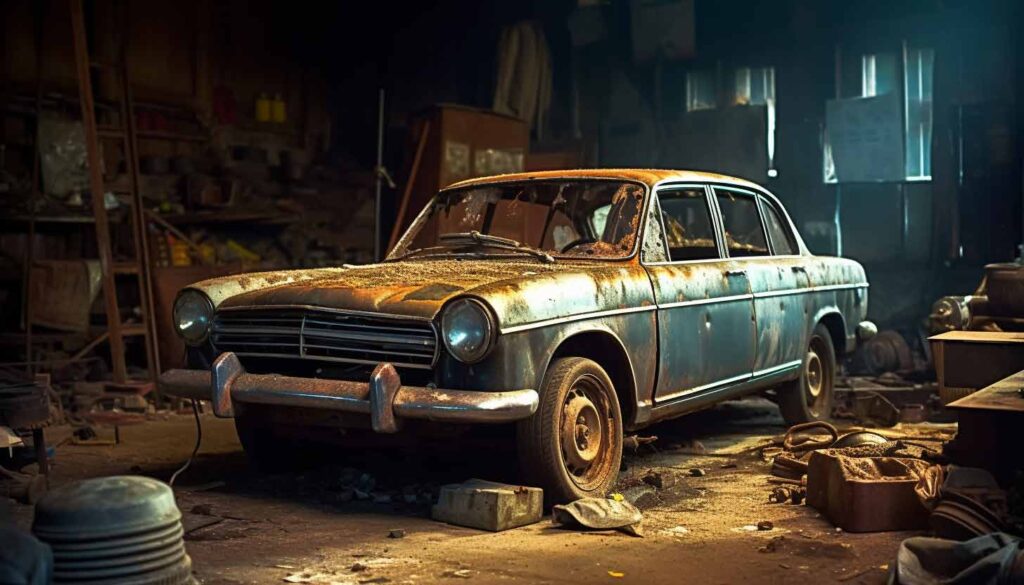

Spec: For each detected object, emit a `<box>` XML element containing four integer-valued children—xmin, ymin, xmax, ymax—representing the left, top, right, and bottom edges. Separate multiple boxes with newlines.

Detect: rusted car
<box><xmin>161</xmin><ymin>169</ymin><xmax>874</xmax><ymax>503</ymax></box>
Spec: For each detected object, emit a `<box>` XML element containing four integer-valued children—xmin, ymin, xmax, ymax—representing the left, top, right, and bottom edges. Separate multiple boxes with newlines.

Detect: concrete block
<box><xmin>431</xmin><ymin>479</ymin><xmax>543</xmax><ymax>532</ymax></box>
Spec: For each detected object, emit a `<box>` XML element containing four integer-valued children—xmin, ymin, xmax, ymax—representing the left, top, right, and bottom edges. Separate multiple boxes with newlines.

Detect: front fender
<box><xmin>435</xmin><ymin>309</ymin><xmax>657</xmax><ymax>428</ymax></box>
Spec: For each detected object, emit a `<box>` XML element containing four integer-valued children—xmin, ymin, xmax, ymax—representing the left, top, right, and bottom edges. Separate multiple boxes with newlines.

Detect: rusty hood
<box><xmin>186</xmin><ymin>259</ymin><xmax>654</xmax><ymax>328</ymax></box>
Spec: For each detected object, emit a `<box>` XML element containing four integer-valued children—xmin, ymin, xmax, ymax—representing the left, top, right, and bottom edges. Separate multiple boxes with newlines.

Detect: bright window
<box><xmin>686</xmin><ymin>70</ymin><xmax>716</xmax><ymax>112</ymax></box>
<box><xmin>734</xmin><ymin>67</ymin><xmax>776</xmax><ymax>177</ymax></box>
<box><xmin>861</xmin><ymin>53</ymin><xmax>897</xmax><ymax>97</ymax></box>
<box><xmin>735</xmin><ymin>67</ymin><xmax>775</xmax><ymax>106</ymax></box>
<box><xmin>823</xmin><ymin>47</ymin><xmax>934</xmax><ymax>183</ymax></box>
<box><xmin>904</xmin><ymin>47</ymin><xmax>934</xmax><ymax>180</ymax></box>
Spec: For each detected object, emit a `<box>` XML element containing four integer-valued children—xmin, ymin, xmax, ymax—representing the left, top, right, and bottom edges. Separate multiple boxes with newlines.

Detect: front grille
<box><xmin>212</xmin><ymin>307</ymin><xmax>438</xmax><ymax>370</ymax></box>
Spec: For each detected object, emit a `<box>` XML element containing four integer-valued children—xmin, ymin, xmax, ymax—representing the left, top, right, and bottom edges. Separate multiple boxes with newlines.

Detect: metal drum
<box><xmin>32</xmin><ymin>476</ymin><xmax>194</xmax><ymax>584</ymax></box>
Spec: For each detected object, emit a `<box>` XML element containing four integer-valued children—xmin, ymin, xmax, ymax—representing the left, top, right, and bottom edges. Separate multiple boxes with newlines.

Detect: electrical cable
<box><xmin>169</xmin><ymin>398</ymin><xmax>201</xmax><ymax>486</ymax></box>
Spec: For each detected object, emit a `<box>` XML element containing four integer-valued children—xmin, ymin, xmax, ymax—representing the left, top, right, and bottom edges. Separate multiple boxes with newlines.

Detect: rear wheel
<box><xmin>777</xmin><ymin>323</ymin><xmax>837</xmax><ymax>424</ymax></box>
<box><xmin>517</xmin><ymin>357</ymin><xmax>623</xmax><ymax>505</ymax></box>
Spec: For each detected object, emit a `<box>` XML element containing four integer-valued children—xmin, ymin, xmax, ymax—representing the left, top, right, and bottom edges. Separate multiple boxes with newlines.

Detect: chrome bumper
<box><xmin>158</xmin><ymin>352</ymin><xmax>539</xmax><ymax>433</ymax></box>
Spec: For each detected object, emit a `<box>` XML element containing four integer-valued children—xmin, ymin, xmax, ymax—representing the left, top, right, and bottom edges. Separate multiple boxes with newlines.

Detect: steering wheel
<box><xmin>559</xmin><ymin>237</ymin><xmax>598</xmax><ymax>253</ymax></box>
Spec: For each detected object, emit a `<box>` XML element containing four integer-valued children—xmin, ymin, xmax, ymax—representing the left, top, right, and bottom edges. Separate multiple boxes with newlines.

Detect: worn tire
<box><xmin>517</xmin><ymin>357</ymin><xmax>623</xmax><ymax>505</ymax></box>
<box><xmin>777</xmin><ymin>323</ymin><xmax>837</xmax><ymax>425</ymax></box>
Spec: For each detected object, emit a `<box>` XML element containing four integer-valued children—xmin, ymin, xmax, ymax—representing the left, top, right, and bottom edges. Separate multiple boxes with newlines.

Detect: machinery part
<box><xmin>776</xmin><ymin>323</ymin><xmax>837</xmax><ymax>424</ymax></box>
<box><xmin>929</xmin><ymin>296</ymin><xmax>973</xmax><ymax>333</ymax></box>
<box><xmin>860</xmin><ymin>330</ymin><xmax>915</xmax><ymax>375</ymax></box>
<box><xmin>0</xmin><ymin>380</ymin><xmax>50</xmax><ymax>429</ymax></box>
<box><xmin>517</xmin><ymin>357</ymin><xmax>623</xmax><ymax>504</ymax></box>
<box><xmin>832</xmin><ymin>430</ymin><xmax>889</xmax><ymax>449</ymax></box>
<box><xmin>984</xmin><ymin>263</ymin><xmax>1024</xmax><ymax>316</ymax></box>
<box><xmin>32</xmin><ymin>476</ymin><xmax>194</xmax><ymax>584</ymax></box>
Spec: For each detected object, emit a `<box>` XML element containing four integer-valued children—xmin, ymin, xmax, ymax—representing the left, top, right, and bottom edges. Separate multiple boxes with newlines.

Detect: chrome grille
<box><xmin>212</xmin><ymin>308</ymin><xmax>438</xmax><ymax>370</ymax></box>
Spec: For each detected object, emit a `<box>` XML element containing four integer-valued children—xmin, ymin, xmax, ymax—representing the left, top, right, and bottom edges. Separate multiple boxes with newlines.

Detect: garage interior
<box><xmin>1</xmin><ymin>0</ymin><xmax>1023</xmax><ymax>583</ymax></box>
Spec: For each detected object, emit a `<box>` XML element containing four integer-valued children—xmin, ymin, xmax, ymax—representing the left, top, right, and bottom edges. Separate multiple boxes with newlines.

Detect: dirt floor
<box><xmin>10</xmin><ymin>399</ymin><xmax>955</xmax><ymax>584</ymax></box>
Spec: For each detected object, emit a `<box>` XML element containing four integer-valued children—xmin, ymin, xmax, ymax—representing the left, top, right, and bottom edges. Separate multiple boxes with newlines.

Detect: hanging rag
<box><xmin>493</xmin><ymin>21</ymin><xmax>552</xmax><ymax>139</ymax></box>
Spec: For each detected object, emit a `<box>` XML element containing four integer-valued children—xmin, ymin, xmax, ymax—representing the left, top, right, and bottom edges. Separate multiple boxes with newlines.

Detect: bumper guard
<box><xmin>158</xmin><ymin>352</ymin><xmax>539</xmax><ymax>433</ymax></box>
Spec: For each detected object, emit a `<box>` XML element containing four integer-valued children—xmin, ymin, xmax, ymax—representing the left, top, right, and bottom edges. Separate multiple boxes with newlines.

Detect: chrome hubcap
<box><xmin>806</xmin><ymin>350</ymin><xmax>823</xmax><ymax>399</ymax></box>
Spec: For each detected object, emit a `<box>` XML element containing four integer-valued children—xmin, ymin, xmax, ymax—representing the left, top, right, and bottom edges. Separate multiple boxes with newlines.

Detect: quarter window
<box><xmin>760</xmin><ymin>198</ymin><xmax>797</xmax><ymax>256</ymax></box>
<box><xmin>714</xmin><ymin>189</ymin><xmax>770</xmax><ymax>258</ymax></box>
<box><xmin>657</xmin><ymin>188</ymin><xmax>719</xmax><ymax>261</ymax></box>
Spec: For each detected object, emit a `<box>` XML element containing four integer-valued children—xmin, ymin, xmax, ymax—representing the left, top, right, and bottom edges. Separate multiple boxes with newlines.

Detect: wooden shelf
<box><xmin>155</xmin><ymin>209</ymin><xmax>300</xmax><ymax>226</ymax></box>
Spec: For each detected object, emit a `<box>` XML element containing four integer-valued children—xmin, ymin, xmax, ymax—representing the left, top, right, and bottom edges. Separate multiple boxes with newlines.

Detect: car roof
<box><xmin>444</xmin><ymin>168</ymin><xmax>767</xmax><ymax>192</ymax></box>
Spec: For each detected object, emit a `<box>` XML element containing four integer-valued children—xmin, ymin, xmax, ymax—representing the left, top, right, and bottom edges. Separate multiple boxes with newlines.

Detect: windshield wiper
<box><xmin>439</xmin><ymin>231</ymin><xmax>555</xmax><ymax>263</ymax></box>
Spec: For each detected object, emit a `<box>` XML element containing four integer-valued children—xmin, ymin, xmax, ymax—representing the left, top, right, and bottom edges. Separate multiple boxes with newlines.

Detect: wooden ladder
<box><xmin>69</xmin><ymin>0</ymin><xmax>160</xmax><ymax>385</ymax></box>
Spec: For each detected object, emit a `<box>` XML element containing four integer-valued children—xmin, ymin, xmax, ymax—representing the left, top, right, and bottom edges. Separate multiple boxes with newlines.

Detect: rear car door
<box><xmin>644</xmin><ymin>185</ymin><xmax>757</xmax><ymax>402</ymax></box>
<box><xmin>713</xmin><ymin>187</ymin><xmax>810</xmax><ymax>377</ymax></box>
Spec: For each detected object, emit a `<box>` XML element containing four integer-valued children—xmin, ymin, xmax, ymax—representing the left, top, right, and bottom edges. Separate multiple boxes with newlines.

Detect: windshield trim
<box><xmin>387</xmin><ymin>178</ymin><xmax>650</xmax><ymax>263</ymax></box>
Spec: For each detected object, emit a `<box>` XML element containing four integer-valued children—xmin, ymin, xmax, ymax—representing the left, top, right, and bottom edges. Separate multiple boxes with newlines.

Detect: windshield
<box><xmin>389</xmin><ymin>180</ymin><xmax>646</xmax><ymax>261</ymax></box>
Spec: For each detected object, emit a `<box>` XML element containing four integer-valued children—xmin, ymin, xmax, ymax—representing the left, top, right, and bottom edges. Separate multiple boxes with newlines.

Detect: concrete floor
<box><xmin>11</xmin><ymin>399</ymin><xmax>954</xmax><ymax>584</ymax></box>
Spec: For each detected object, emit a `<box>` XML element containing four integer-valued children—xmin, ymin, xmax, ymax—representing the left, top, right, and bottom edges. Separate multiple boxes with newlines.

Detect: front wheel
<box><xmin>776</xmin><ymin>323</ymin><xmax>837</xmax><ymax>425</ymax></box>
<box><xmin>517</xmin><ymin>357</ymin><xmax>623</xmax><ymax>505</ymax></box>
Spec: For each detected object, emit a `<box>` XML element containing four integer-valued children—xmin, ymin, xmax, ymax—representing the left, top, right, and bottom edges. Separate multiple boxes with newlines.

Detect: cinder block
<box><xmin>431</xmin><ymin>479</ymin><xmax>543</xmax><ymax>532</ymax></box>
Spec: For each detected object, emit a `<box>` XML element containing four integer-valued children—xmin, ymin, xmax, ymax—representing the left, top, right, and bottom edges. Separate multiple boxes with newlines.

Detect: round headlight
<box><xmin>441</xmin><ymin>298</ymin><xmax>494</xmax><ymax>364</ymax></box>
<box><xmin>173</xmin><ymin>290</ymin><xmax>214</xmax><ymax>345</ymax></box>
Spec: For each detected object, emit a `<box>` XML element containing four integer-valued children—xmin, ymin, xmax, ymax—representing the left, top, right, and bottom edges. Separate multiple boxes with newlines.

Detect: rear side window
<box><xmin>658</xmin><ymin>188</ymin><xmax>720</xmax><ymax>261</ymax></box>
<box><xmin>761</xmin><ymin>198</ymin><xmax>797</xmax><ymax>256</ymax></box>
<box><xmin>714</xmin><ymin>189</ymin><xmax>769</xmax><ymax>257</ymax></box>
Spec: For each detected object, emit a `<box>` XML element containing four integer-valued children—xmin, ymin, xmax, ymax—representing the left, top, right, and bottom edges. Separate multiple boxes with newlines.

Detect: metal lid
<box><xmin>33</xmin><ymin>476</ymin><xmax>181</xmax><ymax>540</ymax></box>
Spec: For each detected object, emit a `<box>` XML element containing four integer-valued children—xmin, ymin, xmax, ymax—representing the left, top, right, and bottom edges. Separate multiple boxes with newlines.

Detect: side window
<box><xmin>714</xmin><ymin>189</ymin><xmax>770</xmax><ymax>258</ymax></box>
<box><xmin>760</xmin><ymin>198</ymin><xmax>797</xmax><ymax>256</ymax></box>
<box><xmin>658</xmin><ymin>188</ymin><xmax>720</xmax><ymax>261</ymax></box>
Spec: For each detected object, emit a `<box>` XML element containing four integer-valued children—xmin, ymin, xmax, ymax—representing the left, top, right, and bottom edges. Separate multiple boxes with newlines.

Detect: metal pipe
<box><xmin>374</xmin><ymin>88</ymin><xmax>385</xmax><ymax>262</ymax></box>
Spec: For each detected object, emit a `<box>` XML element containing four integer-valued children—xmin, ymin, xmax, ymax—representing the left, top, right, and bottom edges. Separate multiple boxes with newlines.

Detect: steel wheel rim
<box><xmin>559</xmin><ymin>374</ymin><xmax>614</xmax><ymax>491</ymax></box>
<box><xmin>805</xmin><ymin>336</ymin><xmax>831</xmax><ymax>416</ymax></box>
<box><xmin>806</xmin><ymin>350</ymin><xmax>823</xmax><ymax>398</ymax></box>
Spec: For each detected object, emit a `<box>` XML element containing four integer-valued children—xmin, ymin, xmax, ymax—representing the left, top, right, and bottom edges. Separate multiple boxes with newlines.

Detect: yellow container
<box><xmin>255</xmin><ymin>93</ymin><xmax>271</xmax><ymax>122</ymax></box>
<box><xmin>271</xmin><ymin>93</ymin><xmax>286</xmax><ymax>123</ymax></box>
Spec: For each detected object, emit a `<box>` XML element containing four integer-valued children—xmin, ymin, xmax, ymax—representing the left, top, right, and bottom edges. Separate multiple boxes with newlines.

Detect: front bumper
<box><xmin>158</xmin><ymin>352</ymin><xmax>539</xmax><ymax>433</ymax></box>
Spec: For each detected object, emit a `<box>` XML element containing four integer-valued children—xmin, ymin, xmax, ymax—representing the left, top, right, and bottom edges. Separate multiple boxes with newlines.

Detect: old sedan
<box><xmin>160</xmin><ymin>169</ymin><xmax>874</xmax><ymax>503</ymax></box>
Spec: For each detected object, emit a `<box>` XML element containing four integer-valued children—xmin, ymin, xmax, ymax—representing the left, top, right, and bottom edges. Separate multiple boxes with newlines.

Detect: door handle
<box><xmin>724</xmin><ymin>269</ymin><xmax>747</xmax><ymax>277</ymax></box>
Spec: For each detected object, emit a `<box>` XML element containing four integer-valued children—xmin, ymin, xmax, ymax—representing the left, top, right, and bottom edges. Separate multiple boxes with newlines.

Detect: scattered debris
<box><xmin>623</xmin><ymin>435</ymin><xmax>658</xmax><ymax>451</ymax></box>
<box><xmin>441</xmin><ymin>569</ymin><xmax>472</xmax><ymax>578</ymax></box>
<box><xmin>689</xmin><ymin>468</ymin><xmax>706</xmax><ymax>477</ymax></box>
<box><xmin>552</xmin><ymin>497</ymin><xmax>644</xmax><ymax>537</ymax></box>
<box><xmin>388</xmin><ymin>529</ymin><xmax>406</xmax><ymax>539</ymax></box>
<box><xmin>662</xmin><ymin>526</ymin><xmax>689</xmax><ymax>537</ymax></box>
<box><xmin>641</xmin><ymin>469</ymin><xmax>676</xmax><ymax>489</ymax></box>
<box><xmin>431</xmin><ymin>479</ymin><xmax>543</xmax><ymax>532</ymax></box>
<box><xmin>770</xmin><ymin>487</ymin><xmax>792</xmax><ymax>503</ymax></box>
<box><xmin>607</xmin><ymin>570</ymin><xmax>625</xmax><ymax>578</ymax></box>
<box><xmin>757</xmin><ymin>520</ymin><xmax>774</xmax><ymax>531</ymax></box>
<box><xmin>620</xmin><ymin>485</ymin><xmax>657</xmax><ymax>508</ymax></box>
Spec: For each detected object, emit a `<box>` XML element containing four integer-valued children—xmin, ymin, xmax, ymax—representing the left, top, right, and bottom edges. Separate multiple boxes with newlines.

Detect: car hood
<box><xmin>187</xmin><ymin>258</ymin><xmax>653</xmax><ymax>328</ymax></box>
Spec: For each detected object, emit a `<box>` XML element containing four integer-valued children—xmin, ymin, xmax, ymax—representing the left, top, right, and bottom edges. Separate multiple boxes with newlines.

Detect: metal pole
<box><xmin>374</xmin><ymin>88</ymin><xmax>385</xmax><ymax>262</ymax></box>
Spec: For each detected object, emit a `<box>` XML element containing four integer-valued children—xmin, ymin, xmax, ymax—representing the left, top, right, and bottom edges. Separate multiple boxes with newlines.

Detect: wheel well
<box><xmin>818</xmin><ymin>312</ymin><xmax>847</xmax><ymax>356</ymax></box>
<box><xmin>551</xmin><ymin>331</ymin><xmax>637</xmax><ymax>425</ymax></box>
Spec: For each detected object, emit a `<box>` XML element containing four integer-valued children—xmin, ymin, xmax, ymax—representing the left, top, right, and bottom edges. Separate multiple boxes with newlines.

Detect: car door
<box><xmin>713</xmin><ymin>187</ymin><xmax>810</xmax><ymax>378</ymax></box>
<box><xmin>643</xmin><ymin>185</ymin><xmax>757</xmax><ymax>402</ymax></box>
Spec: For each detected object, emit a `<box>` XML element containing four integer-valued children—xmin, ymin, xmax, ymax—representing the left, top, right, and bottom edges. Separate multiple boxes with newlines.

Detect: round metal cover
<box><xmin>33</xmin><ymin>476</ymin><xmax>181</xmax><ymax>540</ymax></box>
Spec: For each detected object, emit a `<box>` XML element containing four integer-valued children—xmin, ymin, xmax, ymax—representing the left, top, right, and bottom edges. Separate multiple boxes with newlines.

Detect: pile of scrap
<box><xmin>765</xmin><ymin>412</ymin><xmax>1023</xmax><ymax>584</ymax></box>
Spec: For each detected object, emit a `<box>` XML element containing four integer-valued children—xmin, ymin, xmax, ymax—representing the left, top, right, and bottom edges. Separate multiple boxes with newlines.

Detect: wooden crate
<box><xmin>929</xmin><ymin>331</ymin><xmax>1024</xmax><ymax>404</ymax></box>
